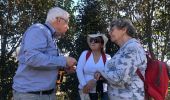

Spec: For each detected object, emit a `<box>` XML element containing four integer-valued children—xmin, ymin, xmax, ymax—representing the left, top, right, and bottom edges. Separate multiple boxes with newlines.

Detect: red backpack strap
<box><xmin>86</xmin><ymin>51</ymin><xmax>91</xmax><ymax>61</ymax></box>
<box><xmin>136</xmin><ymin>69</ymin><xmax>150</xmax><ymax>99</ymax></box>
<box><xmin>86</xmin><ymin>51</ymin><xmax>106</xmax><ymax>65</ymax></box>
<box><xmin>155</xmin><ymin>62</ymin><xmax>162</xmax><ymax>86</ymax></box>
<box><xmin>101</xmin><ymin>52</ymin><xmax>106</xmax><ymax>65</ymax></box>
<box><xmin>136</xmin><ymin>68</ymin><xmax>145</xmax><ymax>82</ymax></box>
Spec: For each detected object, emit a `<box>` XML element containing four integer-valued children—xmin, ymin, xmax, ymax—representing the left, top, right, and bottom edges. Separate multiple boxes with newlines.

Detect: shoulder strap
<box><xmin>136</xmin><ymin>68</ymin><xmax>145</xmax><ymax>82</ymax></box>
<box><xmin>101</xmin><ymin>52</ymin><xmax>106</xmax><ymax>65</ymax></box>
<box><xmin>86</xmin><ymin>51</ymin><xmax>91</xmax><ymax>61</ymax></box>
<box><xmin>43</xmin><ymin>24</ymin><xmax>53</xmax><ymax>37</ymax></box>
<box><xmin>86</xmin><ymin>51</ymin><xmax>106</xmax><ymax>65</ymax></box>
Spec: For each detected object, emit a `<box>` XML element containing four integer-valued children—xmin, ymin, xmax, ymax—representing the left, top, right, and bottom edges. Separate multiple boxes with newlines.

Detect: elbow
<box><xmin>24</xmin><ymin>51</ymin><xmax>40</xmax><ymax>67</ymax></box>
<box><xmin>25</xmin><ymin>58</ymin><xmax>38</xmax><ymax>67</ymax></box>
<box><xmin>25</xmin><ymin>55</ymin><xmax>40</xmax><ymax>67</ymax></box>
<box><xmin>76</xmin><ymin>66</ymin><xmax>83</xmax><ymax>74</ymax></box>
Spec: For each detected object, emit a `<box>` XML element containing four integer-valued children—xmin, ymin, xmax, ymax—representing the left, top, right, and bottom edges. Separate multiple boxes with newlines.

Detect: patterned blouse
<box><xmin>100</xmin><ymin>38</ymin><xmax>147</xmax><ymax>100</ymax></box>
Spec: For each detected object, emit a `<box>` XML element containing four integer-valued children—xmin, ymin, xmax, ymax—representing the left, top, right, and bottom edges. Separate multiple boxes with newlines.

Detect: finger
<box><xmin>94</xmin><ymin>73</ymin><xmax>99</xmax><ymax>79</ymax></box>
<box><xmin>86</xmin><ymin>87</ymin><xmax>90</xmax><ymax>93</ymax></box>
<box><xmin>84</xmin><ymin>87</ymin><xmax>89</xmax><ymax>93</ymax></box>
<box><xmin>72</xmin><ymin>65</ymin><xmax>76</xmax><ymax>69</ymax></box>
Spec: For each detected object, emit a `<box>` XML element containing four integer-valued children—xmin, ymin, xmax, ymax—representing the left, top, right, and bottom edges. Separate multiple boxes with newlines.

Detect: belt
<box><xmin>28</xmin><ymin>89</ymin><xmax>54</xmax><ymax>95</ymax></box>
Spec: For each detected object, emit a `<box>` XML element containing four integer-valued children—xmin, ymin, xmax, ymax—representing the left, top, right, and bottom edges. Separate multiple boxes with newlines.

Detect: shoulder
<box><xmin>105</xmin><ymin>53</ymin><xmax>111</xmax><ymax>57</ymax></box>
<box><xmin>28</xmin><ymin>23</ymin><xmax>51</xmax><ymax>37</ymax></box>
<box><xmin>26</xmin><ymin>23</ymin><xmax>45</xmax><ymax>33</ymax></box>
<box><xmin>127</xmin><ymin>39</ymin><xmax>142</xmax><ymax>47</ymax></box>
<box><xmin>125</xmin><ymin>39</ymin><xmax>146</xmax><ymax>58</ymax></box>
<box><xmin>104</xmin><ymin>53</ymin><xmax>111</xmax><ymax>60</ymax></box>
<box><xmin>31</xmin><ymin>23</ymin><xmax>45</xmax><ymax>28</ymax></box>
<box><xmin>125</xmin><ymin>39</ymin><xmax>144</xmax><ymax>52</ymax></box>
<box><xmin>24</xmin><ymin>23</ymin><xmax>44</xmax><ymax>36</ymax></box>
<box><xmin>30</xmin><ymin>23</ymin><xmax>51</xmax><ymax>32</ymax></box>
<box><xmin>28</xmin><ymin>23</ymin><xmax>44</xmax><ymax>30</ymax></box>
<box><xmin>80</xmin><ymin>50</ymin><xmax>89</xmax><ymax>56</ymax></box>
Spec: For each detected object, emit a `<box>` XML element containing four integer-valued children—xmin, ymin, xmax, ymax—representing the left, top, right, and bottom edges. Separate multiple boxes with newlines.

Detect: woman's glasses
<box><xmin>89</xmin><ymin>37</ymin><xmax>101</xmax><ymax>43</ymax></box>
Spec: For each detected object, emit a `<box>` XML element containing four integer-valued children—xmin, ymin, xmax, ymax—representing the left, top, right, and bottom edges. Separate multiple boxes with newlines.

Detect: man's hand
<box><xmin>66</xmin><ymin>57</ymin><xmax>77</xmax><ymax>67</ymax></box>
<box><xmin>65</xmin><ymin>57</ymin><xmax>77</xmax><ymax>73</ymax></box>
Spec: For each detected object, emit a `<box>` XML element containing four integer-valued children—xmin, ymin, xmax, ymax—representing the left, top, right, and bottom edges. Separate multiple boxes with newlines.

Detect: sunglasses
<box><xmin>89</xmin><ymin>37</ymin><xmax>102</xmax><ymax>43</ymax></box>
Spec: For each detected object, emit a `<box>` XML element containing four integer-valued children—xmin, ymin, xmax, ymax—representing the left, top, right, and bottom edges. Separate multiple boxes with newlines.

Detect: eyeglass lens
<box><xmin>89</xmin><ymin>38</ymin><xmax>101</xmax><ymax>43</ymax></box>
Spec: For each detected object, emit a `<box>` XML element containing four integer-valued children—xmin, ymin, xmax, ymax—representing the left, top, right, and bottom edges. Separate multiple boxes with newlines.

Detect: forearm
<box><xmin>76</xmin><ymin>68</ymin><xmax>87</xmax><ymax>87</ymax></box>
<box><xmin>25</xmin><ymin>51</ymin><xmax>66</xmax><ymax>69</ymax></box>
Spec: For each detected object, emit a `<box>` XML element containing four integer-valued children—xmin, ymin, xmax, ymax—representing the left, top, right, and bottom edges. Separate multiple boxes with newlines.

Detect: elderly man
<box><xmin>12</xmin><ymin>7</ymin><xmax>77</xmax><ymax>100</ymax></box>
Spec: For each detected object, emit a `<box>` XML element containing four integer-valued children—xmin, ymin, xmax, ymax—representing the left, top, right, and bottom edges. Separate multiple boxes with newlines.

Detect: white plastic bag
<box><xmin>78</xmin><ymin>90</ymin><xmax>90</xmax><ymax>100</ymax></box>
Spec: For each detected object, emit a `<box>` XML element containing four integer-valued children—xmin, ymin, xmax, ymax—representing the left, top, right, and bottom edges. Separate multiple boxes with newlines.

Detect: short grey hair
<box><xmin>110</xmin><ymin>19</ymin><xmax>136</xmax><ymax>37</ymax></box>
<box><xmin>45</xmin><ymin>7</ymin><xmax>69</xmax><ymax>23</ymax></box>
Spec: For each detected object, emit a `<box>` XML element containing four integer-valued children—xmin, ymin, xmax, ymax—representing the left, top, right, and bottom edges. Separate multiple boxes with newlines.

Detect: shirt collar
<box><xmin>121</xmin><ymin>38</ymin><xmax>138</xmax><ymax>48</ymax></box>
<box><xmin>45</xmin><ymin>22</ymin><xmax>56</xmax><ymax>37</ymax></box>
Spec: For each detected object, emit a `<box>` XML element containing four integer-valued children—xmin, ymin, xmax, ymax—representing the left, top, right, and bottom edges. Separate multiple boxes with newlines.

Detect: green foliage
<box><xmin>100</xmin><ymin>0</ymin><xmax>170</xmax><ymax>61</ymax></box>
<box><xmin>60</xmin><ymin>73</ymin><xmax>79</xmax><ymax>100</ymax></box>
<box><xmin>1</xmin><ymin>0</ymin><xmax>170</xmax><ymax>99</ymax></box>
<box><xmin>0</xmin><ymin>0</ymin><xmax>73</xmax><ymax>99</ymax></box>
<box><xmin>75</xmin><ymin>0</ymin><xmax>119</xmax><ymax>57</ymax></box>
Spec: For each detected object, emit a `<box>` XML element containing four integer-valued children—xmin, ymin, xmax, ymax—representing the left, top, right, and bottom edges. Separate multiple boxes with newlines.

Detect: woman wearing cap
<box><xmin>76</xmin><ymin>33</ymin><xmax>111</xmax><ymax>100</ymax></box>
<box><xmin>94</xmin><ymin>19</ymin><xmax>147</xmax><ymax>100</ymax></box>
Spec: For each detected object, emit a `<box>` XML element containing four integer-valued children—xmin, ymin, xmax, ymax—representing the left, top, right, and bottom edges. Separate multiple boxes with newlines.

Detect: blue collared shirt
<box><xmin>13</xmin><ymin>23</ymin><xmax>66</xmax><ymax>92</ymax></box>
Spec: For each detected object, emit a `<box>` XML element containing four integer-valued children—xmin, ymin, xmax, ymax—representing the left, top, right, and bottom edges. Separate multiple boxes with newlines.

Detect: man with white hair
<box><xmin>12</xmin><ymin>7</ymin><xmax>77</xmax><ymax>100</ymax></box>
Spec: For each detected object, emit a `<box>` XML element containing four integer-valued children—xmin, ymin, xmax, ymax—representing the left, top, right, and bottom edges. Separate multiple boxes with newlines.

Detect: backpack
<box><xmin>136</xmin><ymin>53</ymin><xmax>169</xmax><ymax>100</ymax></box>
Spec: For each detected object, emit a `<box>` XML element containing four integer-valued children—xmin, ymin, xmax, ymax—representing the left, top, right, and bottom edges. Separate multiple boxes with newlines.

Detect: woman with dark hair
<box><xmin>95</xmin><ymin>19</ymin><xmax>147</xmax><ymax>100</ymax></box>
<box><xmin>76</xmin><ymin>33</ymin><xmax>111</xmax><ymax>100</ymax></box>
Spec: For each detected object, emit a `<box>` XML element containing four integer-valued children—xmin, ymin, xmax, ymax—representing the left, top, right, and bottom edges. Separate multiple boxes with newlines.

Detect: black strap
<box><xmin>43</xmin><ymin>24</ymin><xmax>54</xmax><ymax>37</ymax></box>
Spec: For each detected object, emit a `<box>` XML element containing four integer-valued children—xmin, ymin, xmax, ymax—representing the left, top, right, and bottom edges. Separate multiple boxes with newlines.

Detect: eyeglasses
<box><xmin>56</xmin><ymin>17</ymin><xmax>69</xmax><ymax>24</ymax></box>
<box><xmin>89</xmin><ymin>37</ymin><xmax>101</xmax><ymax>43</ymax></box>
<box><xmin>109</xmin><ymin>27</ymin><xmax>115</xmax><ymax>33</ymax></box>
